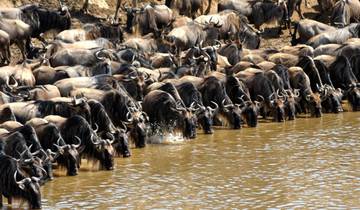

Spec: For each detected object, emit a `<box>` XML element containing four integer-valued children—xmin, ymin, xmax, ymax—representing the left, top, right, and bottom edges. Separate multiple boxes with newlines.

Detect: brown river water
<box><xmin>5</xmin><ymin>112</ymin><xmax>360</xmax><ymax>209</ymax></box>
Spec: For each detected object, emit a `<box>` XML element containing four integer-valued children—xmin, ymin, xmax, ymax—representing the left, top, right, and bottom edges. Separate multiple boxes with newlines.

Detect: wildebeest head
<box><xmin>13</xmin><ymin>170</ymin><xmax>42</xmax><ymax>209</ymax></box>
<box><xmin>110</xmin><ymin>127</ymin><xmax>131</xmax><ymax>157</ymax></box>
<box><xmin>192</xmin><ymin>102</ymin><xmax>218</xmax><ymax>134</ymax></box>
<box><xmin>284</xmin><ymin>89</ymin><xmax>300</xmax><ymax>120</ymax></box>
<box><xmin>241</xmin><ymin>100</ymin><xmax>260</xmax><ymax>127</ymax></box>
<box><xmin>52</xmin><ymin>137</ymin><xmax>81</xmax><ymax>176</ymax></box>
<box><xmin>87</xmin><ymin>99</ymin><xmax>131</xmax><ymax>157</ymax></box>
<box><xmin>179</xmin><ymin>107</ymin><xmax>198</xmax><ymax>139</ymax></box>
<box><xmin>124</xmin><ymin>6</ymin><xmax>143</xmax><ymax>33</ymax></box>
<box><xmin>202</xmin><ymin>18</ymin><xmax>223</xmax><ymax>46</ymax></box>
<box><xmin>91</xmin><ymin>136</ymin><xmax>115</xmax><ymax>170</ymax></box>
<box><xmin>331</xmin><ymin>0</ymin><xmax>350</xmax><ymax>27</ymax></box>
<box><xmin>118</xmin><ymin>71</ymin><xmax>150</xmax><ymax>101</ymax></box>
<box><xmin>126</xmin><ymin>106</ymin><xmax>148</xmax><ymax>148</ymax></box>
<box><xmin>238</xmin><ymin>16</ymin><xmax>261</xmax><ymax>49</ymax></box>
<box><xmin>321</xmin><ymin>86</ymin><xmax>344</xmax><ymax>113</ymax></box>
<box><xmin>306</xmin><ymin>92</ymin><xmax>322</xmax><ymax>117</ymax></box>
<box><xmin>269</xmin><ymin>90</ymin><xmax>286</xmax><ymax>122</ymax></box>
<box><xmin>61</xmin><ymin>115</ymin><xmax>115</xmax><ymax>170</ymax></box>
<box><xmin>222</xmin><ymin>99</ymin><xmax>242</xmax><ymax>129</ymax></box>
<box><xmin>346</xmin><ymin>84</ymin><xmax>360</xmax><ymax>111</ymax></box>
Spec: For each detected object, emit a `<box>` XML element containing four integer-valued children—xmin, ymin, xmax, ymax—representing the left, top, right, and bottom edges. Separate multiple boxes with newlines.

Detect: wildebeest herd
<box><xmin>0</xmin><ymin>0</ymin><xmax>359</xmax><ymax>208</ymax></box>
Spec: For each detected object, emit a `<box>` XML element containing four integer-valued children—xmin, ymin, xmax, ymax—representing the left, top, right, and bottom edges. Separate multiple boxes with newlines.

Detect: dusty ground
<box><xmin>2</xmin><ymin>0</ymin><xmax>325</xmax><ymax>64</ymax></box>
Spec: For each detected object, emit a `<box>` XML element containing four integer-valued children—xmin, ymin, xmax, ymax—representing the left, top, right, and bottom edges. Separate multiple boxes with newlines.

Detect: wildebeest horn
<box><xmin>107</xmin><ymin>133</ymin><xmax>115</xmax><ymax>144</ymax></box>
<box><xmin>141</xmin><ymin>111</ymin><xmax>149</xmax><ymax>122</ymax></box>
<box><xmin>93</xmin><ymin>123</ymin><xmax>99</xmax><ymax>133</ymax></box>
<box><xmin>72</xmin><ymin>136</ymin><xmax>82</xmax><ymax>148</ymax></box>
<box><xmin>8</xmin><ymin>76</ymin><xmax>18</xmax><ymax>88</ymax></box>
<box><xmin>189</xmin><ymin>102</ymin><xmax>199</xmax><ymax>112</ymax></box>
<box><xmin>294</xmin><ymin>89</ymin><xmax>300</xmax><ymax>97</ymax></box>
<box><xmin>91</xmin><ymin>135</ymin><xmax>101</xmax><ymax>145</ymax></box>
<box><xmin>126</xmin><ymin>111</ymin><xmax>134</xmax><ymax>122</ymax></box>
<box><xmin>222</xmin><ymin>99</ymin><xmax>234</xmax><ymax>109</ymax></box>
<box><xmin>31</xmin><ymin>149</ymin><xmax>40</xmax><ymax>156</ymax></box>
<box><xmin>143</xmin><ymin>72</ymin><xmax>151</xmax><ymax>81</ymax></box>
<box><xmin>95</xmin><ymin>50</ymin><xmax>107</xmax><ymax>61</ymax></box>
<box><xmin>257</xmin><ymin>95</ymin><xmax>265</xmax><ymax>102</ymax></box>
<box><xmin>35</xmin><ymin>164</ymin><xmax>47</xmax><ymax>176</ymax></box>
<box><xmin>208</xmin><ymin>101</ymin><xmax>219</xmax><ymax>112</ymax></box>
<box><xmin>14</xmin><ymin>171</ymin><xmax>31</xmax><ymax>189</ymax></box>
<box><xmin>53</xmin><ymin>143</ymin><xmax>64</xmax><ymax>155</ymax></box>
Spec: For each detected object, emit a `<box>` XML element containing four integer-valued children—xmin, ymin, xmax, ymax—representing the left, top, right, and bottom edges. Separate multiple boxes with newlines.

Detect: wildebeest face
<box><xmin>110</xmin><ymin>129</ymin><xmax>131</xmax><ymax>157</ymax></box>
<box><xmin>196</xmin><ymin>102</ymin><xmax>218</xmax><ymax>134</ymax></box>
<box><xmin>223</xmin><ymin>104</ymin><xmax>242</xmax><ymax>129</ymax></box>
<box><xmin>322</xmin><ymin>89</ymin><xmax>343</xmax><ymax>113</ymax></box>
<box><xmin>347</xmin><ymin>86</ymin><xmax>360</xmax><ymax>111</ymax></box>
<box><xmin>307</xmin><ymin>93</ymin><xmax>322</xmax><ymax>117</ymax></box>
<box><xmin>14</xmin><ymin>169</ymin><xmax>41</xmax><ymax>209</ymax></box>
<box><xmin>242</xmin><ymin>102</ymin><xmax>259</xmax><ymax>127</ymax></box>
<box><xmin>271</xmin><ymin>99</ymin><xmax>285</xmax><ymax>122</ymax></box>
<box><xmin>95</xmin><ymin>140</ymin><xmax>115</xmax><ymax>170</ymax></box>
<box><xmin>125</xmin><ymin>8</ymin><xmax>142</xmax><ymax>33</ymax></box>
<box><xmin>15</xmin><ymin>173</ymin><xmax>42</xmax><ymax>209</ymax></box>
<box><xmin>183</xmin><ymin>110</ymin><xmax>197</xmax><ymax>139</ymax></box>
<box><xmin>56</xmin><ymin>144</ymin><xmax>80</xmax><ymax>176</ymax></box>
<box><xmin>128</xmin><ymin>111</ymin><xmax>148</xmax><ymax>148</ymax></box>
<box><xmin>285</xmin><ymin>96</ymin><xmax>297</xmax><ymax>120</ymax></box>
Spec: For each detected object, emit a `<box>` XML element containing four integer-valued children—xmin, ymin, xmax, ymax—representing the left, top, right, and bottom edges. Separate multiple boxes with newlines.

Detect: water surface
<box><xmin>33</xmin><ymin>113</ymin><xmax>360</xmax><ymax>208</ymax></box>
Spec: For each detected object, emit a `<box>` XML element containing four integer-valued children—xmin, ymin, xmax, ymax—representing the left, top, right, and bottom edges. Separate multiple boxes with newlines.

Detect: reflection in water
<box><xmin>21</xmin><ymin>113</ymin><xmax>360</xmax><ymax>208</ymax></box>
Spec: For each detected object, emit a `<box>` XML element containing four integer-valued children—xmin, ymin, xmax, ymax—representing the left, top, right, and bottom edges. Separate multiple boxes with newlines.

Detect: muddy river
<box><xmin>36</xmin><ymin>112</ymin><xmax>360</xmax><ymax>208</ymax></box>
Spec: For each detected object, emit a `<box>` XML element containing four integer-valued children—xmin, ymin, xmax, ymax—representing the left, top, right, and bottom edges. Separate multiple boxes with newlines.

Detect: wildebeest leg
<box><xmin>296</xmin><ymin>3</ymin><xmax>304</xmax><ymax>19</ymax></box>
<box><xmin>114</xmin><ymin>0</ymin><xmax>122</xmax><ymax>22</ymax></box>
<box><xmin>8</xmin><ymin>197</ymin><xmax>12</xmax><ymax>205</ymax></box>
<box><xmin>6</xmin><ymin>44</ymin><xmax>11</xmax><ymax>64</ymax></box>
<box><xmin>82</xmin><ymin>0</ymin><xmax>89</xmax><ymax>14</ymax></box>
<box><xmin>15</xmin><ymin>40</ymin><xmax>27</xmax><ymax>61</ymax></box>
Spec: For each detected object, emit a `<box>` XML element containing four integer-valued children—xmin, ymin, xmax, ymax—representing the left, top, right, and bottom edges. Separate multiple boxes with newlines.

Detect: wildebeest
<box><xmin>236</xmin><ymin>69</ymin><xmax>286</xmax><ymax>122</ymax></box>
<box><xmin>69</xmin><ymin>88</ymin><xmax>145</xmax><ymax>148</ymax></box>
<box><xmin>178</xmin><ymin>75</ymin><xmax>243</xmax><ymax>128</ymax></box>
<box><xmin>219</xmin><ymin>0</ymin><xmax>289</xmax><ymax>34</ymax></box>
<box><xmin>0</xmin><ymin>153</ymin><xmax>42</xmax><ymax>209</ymax></box>
<box><xmin>291</xmin><ymin>19</ymin><xmax>336</xmax><ymax>45</ymax></box>
<box><xmin>330</xmin><ymin>0</ymin><xmax>360</xmax><ymax>27</ymax></box>
<box><xmin>328</xmin><ymin>55</ymin><xmax>360</xmax><ymax>111</ymax></box>
<box><xmin>143</xmin><ymin>90</ymin><xmax>197</xmax><ymax>139</ymax></box>
<box><xmin>0</xmin><ymin>98</ymin><xmax>91</xmax><ymax>124</ymax></box>
<box><xmin>297</xmin><ymin>56</ymin><xmax>344</xmax><ymax>113</ymax></box>
<box><xmin>0</xmin><ymin>18</ymin><xmax>32</xmax><ymax>60</ymax></box>
<box><xmin>87</xmin><ymin>99</ymin><xmax>131</xmax><ymax>157</ymax></box>
<box><xmin>288</xmin><ymin>66</ymin><xmax>322</xmax><ymax>117</ymax></box>
<box><xmin>165</xmin><ymin>20</ymin><xmax>222</xmax><ymax>54</ymax></box>
<box><xmin>56</xmin><ymin>22</ymin><xmax>123</xmax><ymax>43</ymax></box>
<box><xmin>195</xmin><ymin>11</ymin><xmax>261</xmax><ymax>49</ymax></box>
<box><xmin>166</xmin><ymin>0</ymin><xmax>212</xmax><ymax>18</ymax></box>
<box><xmin>0</xmin><ymin>3</ymin><xmax>71</xmax><ymax>43</ymax></box>
<box><xmin>307</xmin><ymin>23</ymin><xmax>360</xmax><ymax>48</ymax></box>
<box><xmin>26</xmin><ymin>118</ymin><xmax>81</xmax><ymax>176</ymax></box>
<box><xmin>124</xmin><ymin>4</ymin><xmax>175</xmax><ymax>37</ymax></box>
<box><xmin>45</xmin><ymin>115</ymin><xmax>115</xmax><ymax>170</ymax></box>
<box><xmin>0</xmin><ymin>30</ymin><xmax>10</xmax><ymax>64</ymax></box>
